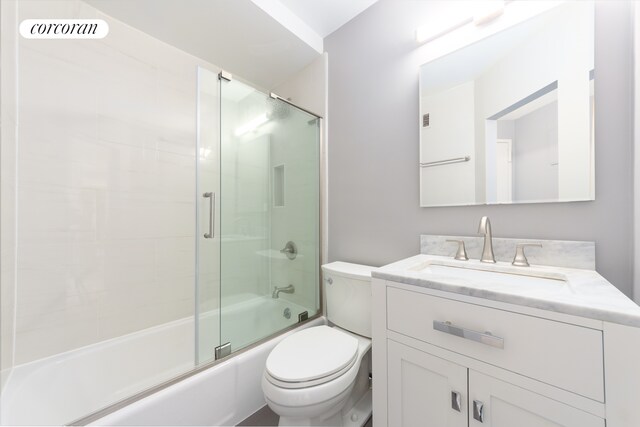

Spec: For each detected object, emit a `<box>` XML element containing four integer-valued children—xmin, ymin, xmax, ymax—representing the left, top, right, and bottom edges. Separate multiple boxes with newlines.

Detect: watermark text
<box><xmin>20</xmin><ymin>19</ymin><xmax>109</xmax><ymax>39</ymax></box>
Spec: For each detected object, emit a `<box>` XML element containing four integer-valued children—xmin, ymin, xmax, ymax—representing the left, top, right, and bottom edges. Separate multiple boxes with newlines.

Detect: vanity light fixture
<box><xmin>415</xmin><ymin>0</ymin><xmax>506</xmax><ymax>44</ymax></box>
<box><xmin>235</xmin><ymin>113</ymin><xmax>269</xmax><ymax>136</ymax></box>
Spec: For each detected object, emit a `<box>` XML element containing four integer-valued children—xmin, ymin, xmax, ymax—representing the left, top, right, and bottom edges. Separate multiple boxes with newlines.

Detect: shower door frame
<box><xmin>69</xmin><ymin>69</ymin><xmax>326</xmax><ymax>426</ymax></box>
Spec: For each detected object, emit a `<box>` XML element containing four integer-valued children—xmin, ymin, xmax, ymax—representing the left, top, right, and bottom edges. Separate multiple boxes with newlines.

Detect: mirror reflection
<box><xmin>419</xmin><ymin>2</ymin><xmax>594</xmax><ymax>207</ymax></box>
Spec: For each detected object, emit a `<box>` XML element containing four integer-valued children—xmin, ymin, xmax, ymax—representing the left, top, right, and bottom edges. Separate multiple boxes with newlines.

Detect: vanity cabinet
<box><xmin>387</xmin><ymin>340</ymin><xmax>467</xmax><ymax>427</ymax></box>
<box><xmin>372</xmin><ymin>279</ymin><xmax>640</xmax><ymax>427</ymax></box>
<box><xmin>386</xmin><ymin>286</ymin><xmax>604</xmax><ymax>401</ymax></box>
<box><xmin>468</xmin><ymin>371</ymin><xmax>603</xmax><ymax>427</ymax></box>
<box><xmin>387</xmin><ymin>339</ymin><xmax>603</xmax><ymax>427</ymax></box>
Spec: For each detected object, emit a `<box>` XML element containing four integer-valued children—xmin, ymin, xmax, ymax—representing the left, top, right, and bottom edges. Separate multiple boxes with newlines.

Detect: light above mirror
<box><xmin>419</xmin><ymin>1</ymin><xmax>594</xmax><ymax>207</ymax></box>
<box><xmin>415</xmin><ymin>0</ymin><xmax>506</xmax><ymax>44</ymax></box>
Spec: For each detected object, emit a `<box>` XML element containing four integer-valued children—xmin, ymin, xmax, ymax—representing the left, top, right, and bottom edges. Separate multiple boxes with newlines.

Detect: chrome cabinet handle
<box><xmin>451</xmin><ymin>391</ymin><xmax>462</xmax><ymax>412</ymax></box>
<box><xmin>203</xmin><ymin>192</ymin><xmax>215</xmax><ymax>239</ymax></box>
<box><xmin>433</xmin><ymin>320</ymin><xmax>504</xmax><ymax>349</ymax></box>
<box><xmin>473</xmin><ymin>400</ymin><xmax>485</xmax><ymax>422</ymax></box>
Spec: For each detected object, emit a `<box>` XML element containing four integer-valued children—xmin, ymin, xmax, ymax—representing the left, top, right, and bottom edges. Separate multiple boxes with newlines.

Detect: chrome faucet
<box><xmin>477</xmin><ymin>216</ymin><xmax>496</xmax><ymax>263</ymax></box>
<box><xmin>272</xmin><ymin>284</ymin><xmax>295</xmax><ymax>299</ymax></box>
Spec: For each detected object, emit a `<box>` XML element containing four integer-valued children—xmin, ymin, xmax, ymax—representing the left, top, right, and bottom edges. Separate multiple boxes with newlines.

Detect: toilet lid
<box><xmin>265</xmin><ymin>326</ymin><xmax>359</xmax><ymax>385</ymax></box>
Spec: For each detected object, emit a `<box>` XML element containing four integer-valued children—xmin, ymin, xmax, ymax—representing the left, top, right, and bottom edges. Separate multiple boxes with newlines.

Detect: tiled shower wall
<box><xmin>267</xmin><ymin>114</ymin><xmax>320</xmax><ymax>313</ymax></box>
<box><xmin>1</xmin><ymin>0</ymin><xmax>18</xmax><ymax>390</ymax></box>
<box><xmin>10</xmin><ymin>0</ymin><xmax>221</xmax><ymax>364</ymax></box>
<box><xmin>270</xmin><ymin>56</ymin><xmax>327</xmax><ymax>314</ymax></box>
<box><xmin>220</xmin><ymin>95</ymin><xmax>271</xmax><ymax>303</ymax></box>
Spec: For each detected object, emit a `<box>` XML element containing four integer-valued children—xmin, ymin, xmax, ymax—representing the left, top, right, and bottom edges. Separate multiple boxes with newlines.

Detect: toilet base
<box><xmin>341</xmin><ymin>389</ymin><xmax>372</xmax><ymax>427</ymax></box>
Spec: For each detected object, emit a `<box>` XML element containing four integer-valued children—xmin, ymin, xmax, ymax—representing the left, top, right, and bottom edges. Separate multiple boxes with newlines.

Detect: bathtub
<box><xmin>0</xmin><ymin>295</ymin><xmax>321</xmax><ymax>426</ymax></box>
<box><xmin>214</xmin><ymin>293</ymin><xmax>315</xmax><ymax>353</ymax></box>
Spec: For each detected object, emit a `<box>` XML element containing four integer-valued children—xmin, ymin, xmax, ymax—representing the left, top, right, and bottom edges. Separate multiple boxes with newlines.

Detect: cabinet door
<box><xmin>469</xmin><ymin>371</ymin><xmax>604</xmax><ymax>427</ymax></box>
<box><xmin>388</xmin><ymin>339</ymin><xmax>467</xmax><ymax>427</ymax></box>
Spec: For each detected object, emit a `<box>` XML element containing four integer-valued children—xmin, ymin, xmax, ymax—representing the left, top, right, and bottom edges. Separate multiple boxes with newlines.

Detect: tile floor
<box><xmin>237</xmin><ymin>405</ymin><xmax>373</xmax><ymax>426</ymax></box>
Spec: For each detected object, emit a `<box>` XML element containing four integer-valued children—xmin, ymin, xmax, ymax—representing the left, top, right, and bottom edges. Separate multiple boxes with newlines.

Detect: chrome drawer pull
<box><xmin>451</xmin><ymin>391</ymin><xmax>462</xmax><ymax>412</ymax></box>
<box><xmin>473</xmin><ymin>400</ymin><xmax>485</xmax><ymax>422</ymax></box>
<box><xmin>433</xmin><ymin>320</ymin><xmax>504</xmax><ymax>349</ymax></box>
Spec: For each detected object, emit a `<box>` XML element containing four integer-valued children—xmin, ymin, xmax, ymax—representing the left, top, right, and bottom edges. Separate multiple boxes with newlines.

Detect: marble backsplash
<box><xmin>420</xmin><ymin>235</ymin><xmax>595</xmax><ymax>270</ymax></box>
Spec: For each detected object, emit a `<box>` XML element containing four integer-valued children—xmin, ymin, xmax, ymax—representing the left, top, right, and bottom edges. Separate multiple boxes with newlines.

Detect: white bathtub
<box><xmin>0</xmin><ymin>295</ymin><xmax>320</xmax><ymax>426</ymax></box>
<box><xmin>213</xmin><ymin>293</ymin><xmax>314</xmax><ymax>353</ymax></box>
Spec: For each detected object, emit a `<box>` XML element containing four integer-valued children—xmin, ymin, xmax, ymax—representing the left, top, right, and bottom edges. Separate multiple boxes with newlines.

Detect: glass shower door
<box><xmin>196</xmin><ymin>67</ymin><xmax>221</xmax><ymax>365</ymax></box>
<box><xmin>218</xmin><ymin>78</ymin><xmax>320</xmax><ymax>353</ymax></box>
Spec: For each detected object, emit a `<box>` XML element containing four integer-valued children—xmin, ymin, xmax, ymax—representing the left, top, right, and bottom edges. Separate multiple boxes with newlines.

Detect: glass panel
<box><xmin>219</xmin><ymin>79</ymin><xmax>320</xmax><ymax>353</ymax></box>
<box><xmin>196</xmin><ymin>67</ymin><xmax>221</xmax><ymax>365</ymax></box>
<box><xmin>1</xmin><ymin>1</ymin><xmax>206</xmax><ymax>423</ymax></box>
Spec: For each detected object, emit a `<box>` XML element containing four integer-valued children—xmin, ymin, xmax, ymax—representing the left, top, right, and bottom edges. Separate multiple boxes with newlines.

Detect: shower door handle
<box><xmin>203</xmin><ymin>192</ymin><xmax>215</xmax><ymax>239</ymax></box>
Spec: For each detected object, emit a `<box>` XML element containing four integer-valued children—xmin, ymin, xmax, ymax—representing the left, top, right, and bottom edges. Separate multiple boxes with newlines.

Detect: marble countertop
<box><xmin>372</xmin><ymin>254</ymin><xmax>640</xmax><ymax>328</ymax></box>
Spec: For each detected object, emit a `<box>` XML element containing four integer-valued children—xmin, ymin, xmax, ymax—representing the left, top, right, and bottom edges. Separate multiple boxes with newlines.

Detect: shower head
<box><xmin>266</xmin><ymin>96</ymin><xmax>291</xmax><ymax>120</ymax></box>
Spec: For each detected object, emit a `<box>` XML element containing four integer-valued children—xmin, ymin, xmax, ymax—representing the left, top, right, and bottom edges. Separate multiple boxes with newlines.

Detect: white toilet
<box><xmin>261</xmin><ymin>262</ymin><xmax>375</xmax><ymax>426</ymax></box>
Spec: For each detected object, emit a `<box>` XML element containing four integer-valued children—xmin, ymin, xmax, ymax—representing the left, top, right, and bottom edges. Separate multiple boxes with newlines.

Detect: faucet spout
<box><xmin>272</xmin><ymin>284</ymin><xmax>295</xmax><ymax>299</ymax></box>
<box><xmin>478</xmin><ymin>216</ymin><xmax>496</xmax><ymax>263</ymax></box>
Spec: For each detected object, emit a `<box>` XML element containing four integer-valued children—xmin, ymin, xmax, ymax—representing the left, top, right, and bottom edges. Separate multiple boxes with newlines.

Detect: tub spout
<box><xmin>272</xmin><ymin>284</ymin><xmax>295</xmax><ymax>299</ymax></box>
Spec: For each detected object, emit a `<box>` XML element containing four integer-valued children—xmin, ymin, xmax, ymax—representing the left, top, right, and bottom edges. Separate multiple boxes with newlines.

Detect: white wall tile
<box><xmin>1</xmin><ymin>0</ymin><xmax>18</xmax><ymax>390</ymax></box>
<box><xmin>11</xmin><ymin>0</ymin><xmax>220</xmax><ymax>365</ymax></box>
<box><xmin>265</xmin><ymin>79</ymin><xmax>323</xmax><ymax>314</ymax></box>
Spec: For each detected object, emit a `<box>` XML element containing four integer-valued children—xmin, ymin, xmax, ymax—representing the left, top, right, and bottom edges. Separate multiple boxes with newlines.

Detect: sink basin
<box><xmin>418</xmin><ymin>263</ymin><xmax>566</xmax><ymax>287</ymax></box>
<box><xmin>407</xmin><ymin>258</ymin><xmax>569</xmax><ymax>288</ymax></box>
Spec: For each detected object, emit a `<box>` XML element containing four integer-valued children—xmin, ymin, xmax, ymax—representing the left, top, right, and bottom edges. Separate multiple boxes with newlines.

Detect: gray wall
<box><xmin>500</xmin><ymin>101</ymin><xmax>559</xmax><ymax>202</ymax></box>
<box><xmin>325</xmin><ymin>1</ymin><xmax>634</xmax><ymax>297</ymax></box>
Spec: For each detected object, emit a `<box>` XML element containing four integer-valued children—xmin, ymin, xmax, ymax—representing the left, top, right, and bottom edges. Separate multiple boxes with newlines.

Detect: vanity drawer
<box><xmin>386</xmin><ymin>286</ymin><xmax>604</xmax><ymax>401</ymax></box>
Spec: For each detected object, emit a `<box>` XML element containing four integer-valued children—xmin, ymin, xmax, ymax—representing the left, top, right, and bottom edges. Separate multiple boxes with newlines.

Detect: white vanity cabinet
<box><xmin>387</xmin><ymin>340</ymin><xmax>603</xmax><ymax>427</ymax></box>
<box><xmin>372</xmin><ymin>278</ymin><xmax>640</xmax><ymax>427</ymax></box>
<box><xmin>387</xmin><ymin>339</ymin><xmax>467</xmax><ymax>427</ymax></box>
<box><xmin>468</xmin><ymin>371</ymin><xmax>602</xmax><ymax>427</ymax></box>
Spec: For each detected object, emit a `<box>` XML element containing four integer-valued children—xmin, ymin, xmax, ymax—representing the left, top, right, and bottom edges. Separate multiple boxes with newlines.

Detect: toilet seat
<box><xmin>265</xmin><ymin>326</ymin><xmax>359</xmax><ymax>389</ymax></box>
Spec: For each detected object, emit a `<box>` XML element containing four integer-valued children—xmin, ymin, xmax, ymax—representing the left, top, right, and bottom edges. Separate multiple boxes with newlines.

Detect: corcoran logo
<box><xmin>19</xmin><ymin>19</ymin><xmax>109</xmax><ymax>39</ymax></box>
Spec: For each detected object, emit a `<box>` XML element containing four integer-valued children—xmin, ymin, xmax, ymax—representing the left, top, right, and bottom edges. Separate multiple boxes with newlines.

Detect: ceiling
<box><xmin>277</xmin><ymin>0</ymin><xmax>379</xmax><ymax>38</ymax></box>
<box><xmin>84</xmin><ymin>0</ymin><xmax>378</xmax><ymax>90</ymax></box>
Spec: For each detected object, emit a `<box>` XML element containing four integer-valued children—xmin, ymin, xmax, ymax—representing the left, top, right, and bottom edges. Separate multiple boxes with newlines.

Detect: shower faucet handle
<box><xmin>279</xmin><ymin>241</ymin><xmax>297</xmax><ymax>260</ymax></box>
<box><xmin>446</xmin><ymin>239</ymin><xmax>469</xmax><ymax>261</ymax></box>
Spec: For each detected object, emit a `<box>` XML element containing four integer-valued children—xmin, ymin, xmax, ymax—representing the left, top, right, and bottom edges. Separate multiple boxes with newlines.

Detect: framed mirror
<box><xmin>419</xmin><ymin>2</ymin><xmax>594</xmax><ymax>207</ymax></box>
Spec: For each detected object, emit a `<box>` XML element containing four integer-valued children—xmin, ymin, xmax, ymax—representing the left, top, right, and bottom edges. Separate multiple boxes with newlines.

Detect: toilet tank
<box><xmin>321</xmin><ymin>262</ymin><xmax>376</xmax><ymax>338</ymax></box>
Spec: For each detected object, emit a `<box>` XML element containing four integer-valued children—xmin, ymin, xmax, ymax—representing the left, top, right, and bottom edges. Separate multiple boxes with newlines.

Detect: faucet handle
<box><xmin>279</xmin><ymin>241</ymin><xmax>297</xmax><ymax>260</ymax></box>
<box><xmin>512</xmin><ymin>243</ymin><xmax>542</xmax><ymax>267</ymax></box>
<box><xmin>446</xmin><ymin>239</ymin><xmax>469</xmax><ymax>261</ymax></box>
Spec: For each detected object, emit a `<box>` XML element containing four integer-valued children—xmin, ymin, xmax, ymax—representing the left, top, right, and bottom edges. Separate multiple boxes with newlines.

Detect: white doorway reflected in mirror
<box><xmin>495</xmin><ymin>139</ymin><xmax>513</xmax><ymax>203</ymax></box>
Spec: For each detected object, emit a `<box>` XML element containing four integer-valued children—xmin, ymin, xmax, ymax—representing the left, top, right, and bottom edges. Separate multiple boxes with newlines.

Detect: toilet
<box><xmin>261</xmin><ymin>262</ymin><xmax>375</xmax><ymax>426</ymax></box>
